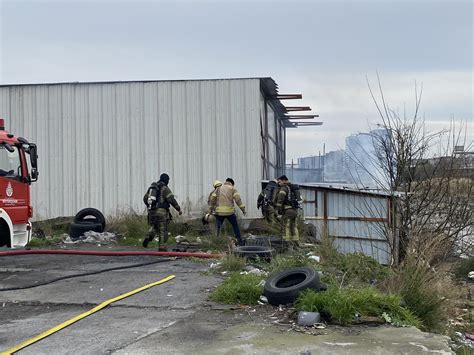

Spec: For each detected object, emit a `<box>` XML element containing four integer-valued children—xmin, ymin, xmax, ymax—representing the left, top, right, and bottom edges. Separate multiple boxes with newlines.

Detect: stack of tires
<box><xmin>69</xmin><ymin>208</ymin><xmax>106</xmax><ymax>240</ymax></box>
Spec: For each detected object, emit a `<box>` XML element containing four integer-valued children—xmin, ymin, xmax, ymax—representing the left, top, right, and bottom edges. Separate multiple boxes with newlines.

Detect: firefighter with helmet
<box><xmin>142</xmin><ymin>173</ymin><xmax>182</xmax><ymax>251</ymax></box>
<box><xmin>275</xmin><ymin>175</ymin><xmax>300</xmax><ymax>246</ymax></box>
<box><xmin>208</xmin><ymin>178</ymin><xmax>246</xmax><ymax>246</ymax></box>
<box><xmin>257</xmin><ymin>179</ymin><xmax>280</xmax><ymax>224</ymax></box>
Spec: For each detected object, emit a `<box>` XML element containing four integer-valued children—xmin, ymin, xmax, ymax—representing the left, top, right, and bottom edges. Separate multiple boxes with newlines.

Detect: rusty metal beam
<box><xmin>285</xmin><ymin>106</ymin><xmax>311</xmax><ymax>112</ymax></box>
<box><xmin>285</xmin><ymin>114</ymin><xmax>319</xmax><ymax>119</ymax></box>
<box><xmin>271</xmin><ymin>94</ymin><xmax>303</xmax><ymax>100</ymax></box>
<box><xmin>294</xmin><ymin>122</ymin><xmax>323</xmax><ymax>126</ymax></box>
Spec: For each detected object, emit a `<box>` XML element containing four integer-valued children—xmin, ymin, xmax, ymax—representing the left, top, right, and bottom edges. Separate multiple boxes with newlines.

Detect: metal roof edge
<box><xmin>0</xmin><ymin>76</ymin><xmax>274</xmax><ymax>88</ymax></box>
<box><xmin>261</xmin><ymin>180</ymin><xmax>395</xmax><ymax>198</ymax></box>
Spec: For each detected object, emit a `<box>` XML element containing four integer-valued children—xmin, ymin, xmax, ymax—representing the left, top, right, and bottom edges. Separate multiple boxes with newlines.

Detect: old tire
<box><xmin>264</xmin><ymin>267</ymin><xmax>321</xmax><ymax>306</ymax></box>
<box><xmin>74</xmin><ymin>208</ymin><xmax>106</xmax><ymax>231</ymax></box>
<box><xmin>233</xmin><ymin>245</ymin><xmax>274</xmax><ymax>259</ymax></box>
<box><xmin>245</xmin><ymin>236</ymin><xmax>283</xmax><ymax>247</ymax></box>
<box><xmin>69</xmin><ymin>222</ymin><xmax>103</xmax><ymax>240</ymax></box>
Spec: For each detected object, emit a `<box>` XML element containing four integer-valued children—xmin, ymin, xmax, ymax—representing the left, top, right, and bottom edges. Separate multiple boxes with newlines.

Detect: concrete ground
<box><xmin>0</xmin><ymin>250</ymin><xmax>453</xmax><ymax>354</ymax></box>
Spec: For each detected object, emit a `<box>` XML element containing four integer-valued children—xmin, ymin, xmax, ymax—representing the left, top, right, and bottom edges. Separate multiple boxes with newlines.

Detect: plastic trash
<box><xmin>297</xmin><ymin>311</ymin><xmax>321</xmax><ymax>326</ymax></box>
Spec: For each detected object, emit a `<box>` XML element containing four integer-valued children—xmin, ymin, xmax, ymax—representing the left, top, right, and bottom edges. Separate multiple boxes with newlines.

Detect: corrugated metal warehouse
<box><xmin>0</xmin><ymin>77</ymin><xmax>318</xmax><ymax>219</ymax></box>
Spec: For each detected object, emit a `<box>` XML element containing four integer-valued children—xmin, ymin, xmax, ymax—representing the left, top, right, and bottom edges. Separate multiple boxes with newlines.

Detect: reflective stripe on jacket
<box><xmin>209</xmin><ymin>182</ymin><xmax>245</xmax><ymax>216</ymax></box>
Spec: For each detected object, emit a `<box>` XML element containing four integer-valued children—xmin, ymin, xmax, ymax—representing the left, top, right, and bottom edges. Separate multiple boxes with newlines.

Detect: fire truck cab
<box><xmin>0</xmin><ymin>118</ymin><xmax>38</xmax><ymax>248</ymax></box>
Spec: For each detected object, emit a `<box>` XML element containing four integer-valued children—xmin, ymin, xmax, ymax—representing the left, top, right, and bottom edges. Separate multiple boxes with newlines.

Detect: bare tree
<box><xmin>362</xmin><ymin>75</ymin><xmax>473</xmax><ymax>264</ymax></box>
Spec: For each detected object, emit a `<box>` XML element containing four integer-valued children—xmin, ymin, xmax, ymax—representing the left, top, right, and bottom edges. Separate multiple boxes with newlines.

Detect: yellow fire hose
<box><xmin>2</xmin><ymin>275</ymin><xmax>175</xmax><ymax>355</ymax></box>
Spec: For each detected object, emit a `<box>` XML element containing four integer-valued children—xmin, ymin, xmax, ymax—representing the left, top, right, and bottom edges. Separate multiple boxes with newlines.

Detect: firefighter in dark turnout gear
<box><xmin>257</xmin><ymin>179</ymin><xmax>279</xmax><ymax>224</ymax></box>
<box><xmin>142</xmin><ymin>173</ymin><xmax>182</xmax><ymax>250</ymax></box>
<box><xmin>275</xmin><ymin>175</ymin><xmax>299</xmax><ymax>243</ymax></box>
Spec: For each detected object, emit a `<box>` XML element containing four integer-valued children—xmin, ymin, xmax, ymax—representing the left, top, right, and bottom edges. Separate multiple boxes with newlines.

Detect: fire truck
<box><xmin>0</xmin><ymin>118</ymin><xmax>38</xmax><ymax>247</ymax></box>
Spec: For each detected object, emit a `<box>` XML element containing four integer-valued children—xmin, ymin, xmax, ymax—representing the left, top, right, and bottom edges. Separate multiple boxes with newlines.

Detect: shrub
<box><xmin>380</xmin><ymin>256</ymin><xmax>447</xmax><ymax>331</ymax></box>
<box><xmin>218</xmin><ymin>254</ymin><xmax>247</xmax><ymax>272</ymax></box>
<box><xmin>295</xmin><ymin>287</ymin><xmax>420</xmax><ymax>327</ymax></box>
<box><xmin>27</xmin><ymin>235</ymin><xmax>64</xmax><ymax>247</ymax></box>
<box><xmin>210</xmin><ymin>272</ymin><xmax>264</xmax><ymax>305</ymax></box>
<box><xmin>107</xmin><ymin>211</ymin><xmax>149</xmax><ymax>245</ymax></box>
<box><xmin>398</xmin><ymin>262</ymin><xmax>445</xmax><ymax>331</ymax></box>
<box><xmin>335</xmin><ymin>252</ymin><xmax>391</xmax><ymax>285</ymax></box>
<box><xmin>200</xmin><ymin>235</ymin><xmax>234</xmax><ymax>252</ymax></box>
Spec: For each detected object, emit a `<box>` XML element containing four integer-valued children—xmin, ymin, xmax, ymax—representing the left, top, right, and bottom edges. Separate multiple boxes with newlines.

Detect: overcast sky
<box><xmin>0</xmin><ymin>0</ymin><xmax>472</xmax><ymax>161</ymax></box>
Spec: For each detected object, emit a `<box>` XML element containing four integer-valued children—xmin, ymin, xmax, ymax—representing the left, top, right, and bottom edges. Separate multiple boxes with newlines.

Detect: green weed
<box><xmin>218</xmin><ymin>254</ymin><xmax>247</xmax><ymax>272</ymax></box>
<box><xmin>200</xmin><ymin>235</ymin><xmax>234</xmax><ymax>253</ymax></box>
<box><xmin>210</xmin><ymin>272</ymin><xmax>264</xmax><ymax>305</ymax></box>
<box><xmin>295</xmin><ymin>287</ymin><xmax>420</xmax><ymax>327</ymax></box>
<box><xmin>267</xmin><ymin>251</ymin><xmax>319</xmax><ymax>274</ymax></box>
<box><xmin>27</xmin><ymin>235</ymin><xmax>64</xmax><ymax>247</ymax></box>
<box><xmin>335</xmin><ymin>252</ymin><xmax>391</xmax><ymax>285</ymax></box>
<box><xmin>380</xmin><ymin>255</ymin><xmax>447</xmax><ymax>331</ymax></box>
<box><xmin>398</xmin><ymin>264</ymin><xmax>445</xmax><ymax>331</ymax></box>
<box><xmin>107</xmin><ymin>211</ymin><xmax>148</xmax><ymax>245</ymax></box>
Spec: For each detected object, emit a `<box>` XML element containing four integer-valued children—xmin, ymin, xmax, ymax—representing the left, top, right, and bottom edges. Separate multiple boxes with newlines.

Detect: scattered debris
<box><xmin>243</xmin><ymin>265</ymin><xmax>268</xmax><ymax>276</ymax></box>
<box><xmin>63</xmin><ymin>231</ymin><xmax>117</xmax><ymax>245</ymax></box>
<box><xmin>465</xmin><ymin>333</ymin><xmax>474</xmax><ymax>341</ymax></box>
<box><xmin>452</xmin><ymin>331</ymin><xmax>474</xmax><ymax>350</ymax></box>
<box><xmin>175</xmin><ymin>235</ymin><xmax>187</xmax><ymax>243</ymax></box>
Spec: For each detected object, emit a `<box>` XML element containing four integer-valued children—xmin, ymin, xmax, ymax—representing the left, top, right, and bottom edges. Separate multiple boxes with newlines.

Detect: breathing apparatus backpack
<box><xmin>287</xmin><ymin>183</ymin><xmax>302</xmax><ymax>209</ymax></box>
<box><xmin>143</xmin><ymin>182</ymin><xmax>169</xmax><ymax>210</ymax></box>
<box><xmin>263</xmin><ymin>180</ymin><xmax>279</xmax><ymax>207</ymax></box>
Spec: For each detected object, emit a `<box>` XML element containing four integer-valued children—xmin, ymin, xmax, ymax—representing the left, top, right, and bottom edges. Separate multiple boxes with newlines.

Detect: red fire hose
<box><xmin>0</xmin><ymin>249</ymin><xmax>223</xmax><ymax>259</ymax></box>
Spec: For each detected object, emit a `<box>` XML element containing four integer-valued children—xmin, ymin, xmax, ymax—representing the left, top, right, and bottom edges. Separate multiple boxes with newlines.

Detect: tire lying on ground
<box><xmin>264</xmin><ymin>267</ymin><xmax>323</xmax><ymax>306</ymax></box>
<box><xmin>69</xmin><ymin>222</ymin><xmax>104</xmax><ymax>240</ymax></box>
<box><xmin>245</xmin><ymin>236</ymin><xmax>283</xmax><ymax>247</ymax></box>
<box><xmin>73</xmin><ymin>208</ymin><xmax>106</xmax><ymax>232</ymax></box>
<box><xmin>233</xmin><ymin>245</ymin><xmax>274</xmax><ymax>259</ymax></box>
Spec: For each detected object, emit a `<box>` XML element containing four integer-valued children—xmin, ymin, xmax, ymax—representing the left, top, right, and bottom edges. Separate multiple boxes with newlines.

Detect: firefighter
<box><xmin>208</xmin><ymin>177</ymin><xmax>246</xmax><ymax>246</ymax></box>
<box><xmin>142</xmin><ymin>173</ymin><xmax>182</xmax><ymax>251</ymax></box>
<box><xmin>275</xmin><ymin>175</ymin><xmax>299</xmax><ymax>246</ymax></box>
<box><xmin>257</xmin><ymin>179</ymin><xmax>280</xmax><ymax>224</ymax></box>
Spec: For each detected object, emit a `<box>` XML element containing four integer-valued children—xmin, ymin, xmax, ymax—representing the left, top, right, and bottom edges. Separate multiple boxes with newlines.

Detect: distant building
<box><xmin>345</xmin><ymin>129</ymin><xmax>389</xmax><ymax>188</ymax></box>
<box><xmin>298</xmin><ymin>155</ymin><xmax>322</xmax><ymax>169</ymax></box>
<box><xmin>287</xmin><ymin>150</ymin><xmax>346</xmax><ymax>184</ymax></box>
<box><xmin>323</xmin><ymin>150</ymin><xmax>346</xmax><ymax>182</ymax></box>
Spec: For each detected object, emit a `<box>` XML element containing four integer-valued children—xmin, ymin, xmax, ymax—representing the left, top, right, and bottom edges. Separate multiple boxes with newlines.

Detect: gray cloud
<box><xmin>1</xmin><ymin>0</ymin><xmax>472</xmax><ymax>160</ymax></box>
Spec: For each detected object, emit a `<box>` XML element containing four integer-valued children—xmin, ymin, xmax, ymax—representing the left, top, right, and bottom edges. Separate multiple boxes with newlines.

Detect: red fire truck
<box><xmin>0</xmin><ymin>118</ymin><xmax>38</xmax><ymax>247</ymax></box>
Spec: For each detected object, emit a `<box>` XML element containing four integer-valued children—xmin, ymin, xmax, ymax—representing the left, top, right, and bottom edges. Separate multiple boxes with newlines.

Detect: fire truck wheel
<box><xmin>69</xmin><ymin>222</ymin><xmax>104</xmax><ymax>240</ymax></box>
<box><xmin>74</xmin><ymin>208</ymin><xmax>106</xmax><ymax>231</ymax></box>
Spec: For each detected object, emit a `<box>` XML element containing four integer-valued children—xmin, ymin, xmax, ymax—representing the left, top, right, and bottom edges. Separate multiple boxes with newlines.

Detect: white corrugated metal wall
<box><xmin>0</xmin><ymin>79</ymin><xmax>264</xmax><ymax>219</ymax></box>
<box><xmin>301</xmin><ymin>185</ymin><xmax>394</xmax><ymax>264</ymax></box>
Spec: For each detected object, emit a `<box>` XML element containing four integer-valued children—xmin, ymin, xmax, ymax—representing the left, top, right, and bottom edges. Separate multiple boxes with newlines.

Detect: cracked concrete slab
<box><xmin>0</xmin><ymin>252</ymin><xmax>453</xmax><ymax>354</ymax></box>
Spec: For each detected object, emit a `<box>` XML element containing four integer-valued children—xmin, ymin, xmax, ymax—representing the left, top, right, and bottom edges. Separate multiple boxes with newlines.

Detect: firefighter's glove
<box><xmin>178</xmin><ymin>209</ymin><xmax>183</xmax><ymax>216</ymax></box>
<box><xmin>242</xmin><ymin>208</ymin><xmax>247</xmax><ymax>216</ymax></box>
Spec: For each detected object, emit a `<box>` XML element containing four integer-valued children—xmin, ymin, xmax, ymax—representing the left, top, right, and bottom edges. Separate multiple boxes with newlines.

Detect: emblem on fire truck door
<box><xmin>6</xmin><ymin>182</ymin><xmax>13</xmax><ymax>197</ymax></box>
